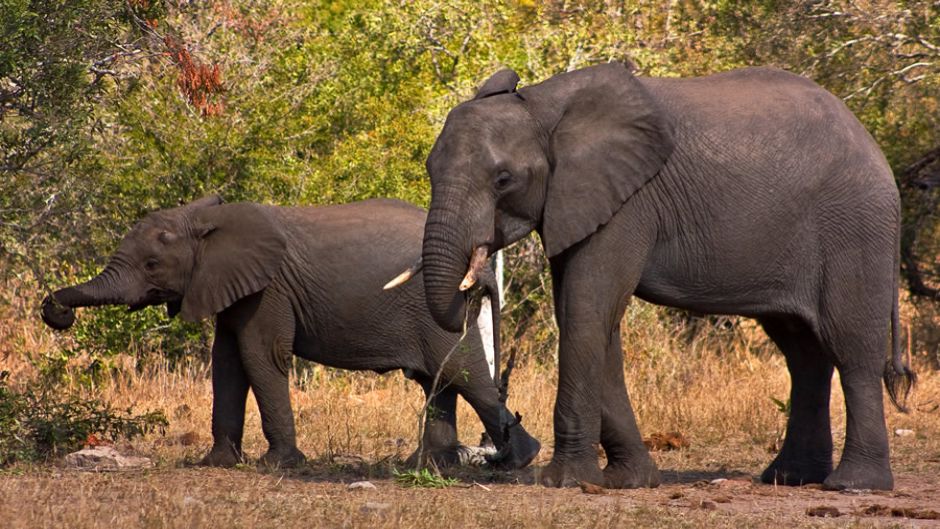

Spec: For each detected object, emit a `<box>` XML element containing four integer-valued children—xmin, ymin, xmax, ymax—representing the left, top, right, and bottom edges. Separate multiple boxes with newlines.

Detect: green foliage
<box><xmin>0</xmin><ymin>371</ymin><xmax>167</xmax><ymax>466</ymax></box>
<box><xmin>393</xmin><ymin>467</ymin><xmax>459</xmax><ymax>489</ymax></box>
<box><xmin>2</xmin><ymin>0</ymin><xmax>938</xmax><ymax>366</ymax></box>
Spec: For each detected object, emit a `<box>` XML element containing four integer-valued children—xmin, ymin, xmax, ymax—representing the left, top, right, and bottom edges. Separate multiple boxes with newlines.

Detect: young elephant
<box><xmin>40</xmin><ymin>196</ymin><xmax>540</xmax><ymax>469</ymax></box>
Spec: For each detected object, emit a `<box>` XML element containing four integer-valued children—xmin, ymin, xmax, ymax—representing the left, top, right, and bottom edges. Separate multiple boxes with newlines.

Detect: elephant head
<box><xmin>417</xmin><ymin>63</ymin><xmax>674</xmax><ymax>331</ymax></box>
<box><xmin>40</xmin><ymin>195</ymin><xmax>287</xmax><ymax>330</ymax></box>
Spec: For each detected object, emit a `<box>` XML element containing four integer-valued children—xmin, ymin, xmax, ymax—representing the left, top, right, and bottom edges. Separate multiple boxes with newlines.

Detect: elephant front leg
<box><xmin>539</xmin><ymin>319</ymin><xmax>607</xmax><ymax>487</ymax></box>
<box><xmin>201</xmin><ymin>326</ymin><xmax>249</xmax><ymax>467</ymax></box>
<box><xmin>600</xmin><ymin>324</ymin><xmax>660</xmax><ymax>488</ymax></box>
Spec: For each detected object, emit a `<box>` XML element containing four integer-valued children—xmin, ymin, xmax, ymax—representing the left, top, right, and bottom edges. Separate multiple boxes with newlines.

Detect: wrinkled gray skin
<box><xmin>41</xmin><ymin>196</ymin><xmax>540</xmax><ymax>470</ymax></box>
<box><xmin>418</xmin><ymin>63</ymin><xmax>915</xmax><ymax>490</ymax></box>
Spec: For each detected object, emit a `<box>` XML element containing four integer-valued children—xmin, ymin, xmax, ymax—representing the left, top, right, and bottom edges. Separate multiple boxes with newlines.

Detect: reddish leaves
<box><xmin>164</xmin><ymin>36</ymin><xmax>225</xmax><ymax>117</ymax></box>
<box><xmin>643</xmin><ymin>431</ymin><xmax>689</xmax><ymax>451</ymax></box>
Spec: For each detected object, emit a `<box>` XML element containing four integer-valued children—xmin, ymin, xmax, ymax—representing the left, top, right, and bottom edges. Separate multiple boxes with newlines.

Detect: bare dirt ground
<box><xmin>2</xmin><ymin>458</ymin><xmax>939</xmax><ymax>528</ymax></box>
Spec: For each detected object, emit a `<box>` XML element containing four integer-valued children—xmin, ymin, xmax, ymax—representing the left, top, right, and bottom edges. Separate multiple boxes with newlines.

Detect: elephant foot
<box><xmin>822</xmin><ymin>460</ymin><xmax>893</xmax><ymax>491</ymax></box>
<box><xmin>199</xmin><ymin>444</ymin><xmax>244</xmax><ymax>468</ymax></box>
<box><xmin>760</xmin><ymin>453</ymin><xmax>832</xmax><ymax>486</ymax></box>
<box><xmin>486</xmin><ymin>424</ymin><xmax>542</xmax><ymax>470</ymax></box>
<box><xmin>538</xmin><ymin>457</ymin><xmax>604</xmax><ymax>488</ymax></box>
<box><xmin>405</xmin><ymin>445</ymin><xmax>461</xmax><ymax>469</ymax></box>
<box><xmin>603</xmin><ymin>456</ymin><xmax>661</xmax><ymax>489</ymax></box>
<box><xmin>258</xmin><ymin>446</ymin><xmax>306</xmax><ymax>469</ymax></box>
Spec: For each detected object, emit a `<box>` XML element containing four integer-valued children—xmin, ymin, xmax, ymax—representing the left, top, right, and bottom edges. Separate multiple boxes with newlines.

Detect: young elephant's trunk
<box><xmin>40</xmin><ymin>265</ymin><xmax>135</xmax><ymax>330</ymax></box>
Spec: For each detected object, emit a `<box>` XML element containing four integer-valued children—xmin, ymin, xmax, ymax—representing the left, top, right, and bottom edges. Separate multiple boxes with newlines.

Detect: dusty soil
<box><xmin>2</xmin><ymin>456</ymin><xmax>938</xmax><ymax>529</ymax></box>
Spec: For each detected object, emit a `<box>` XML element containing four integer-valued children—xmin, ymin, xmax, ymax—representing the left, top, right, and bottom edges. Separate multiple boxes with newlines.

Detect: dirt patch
<box><xmin>2</xmin><ymin>464</ymin><xmax>939</xmax><ymax>528</ymax></box>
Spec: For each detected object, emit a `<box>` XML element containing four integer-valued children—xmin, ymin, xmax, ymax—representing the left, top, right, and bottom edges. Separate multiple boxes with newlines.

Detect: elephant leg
<box><xmin>201</xmin><ymin>324</ymin><xmax>249</xmax><ymax>467</ymax></box>
<box><xmin>824</xmin><ymin>364</ymin><xmax>892</xmax><ymax>490</ymax></box>
<box><xmin>759</xmin><ymin>316</ymin><xmax>834</xmax><ymax>486</ymax></box>
<box><xmin>237</xmin><ymin>313</ymin><xmax>305</xmax><ymax>469</ymax></box>
<box><xmin>815</xmin><ymin>259</ymin><xmax>894</xmax><ymax>491</ymax></box>
<box><xmin>601</xmin><ymin>323</ymin><xmax>660</xmax><ymax>488</ymax></box>
<box><xmin>539</xmin><ymin>276</ymin><xmax>612</xmax><ymax>486</ymax></box>
<box><xmin>406</xmin><ymin>377</ymin><xmax>461</xmax><ymax>468</ymax></box>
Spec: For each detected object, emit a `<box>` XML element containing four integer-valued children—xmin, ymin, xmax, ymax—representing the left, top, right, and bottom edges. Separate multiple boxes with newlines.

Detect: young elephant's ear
<box><xmin>179</xmin><ymin>203</ymin><xmax>286</xmax><ymax>322</ymax></box>
<box><xmin>537</xmin><ymin>63</ymin><xmax>674</xmax><ymax>257</ymax></box>
<box><xmin>183</xmin><ymin>194</ymin><xmax>224</xmax><ymax>209</ymax></box>
<box><xmin>474</xmin><ymin>69</ymin><xmax>520</xmax><ymax>99</ymax></box>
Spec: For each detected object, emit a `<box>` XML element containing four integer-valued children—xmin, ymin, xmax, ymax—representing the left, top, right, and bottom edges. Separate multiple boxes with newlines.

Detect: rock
<box><xmin>709</xmin><ymin>478</ymin><xmax>727</xmax><ymax>486</ymax></box>
<box><xmin>457</xmin><ymin>444</ymin><xmax>498</xmax><ymax>466</ymax></box>
<box><xmin>64</xmin><ymin>446</ymin><xmax>152</xmax><ymax>471</ymax></box>
<box><xmin>894</xmin><ymin>428</ymin><xmax>915</xmax><ymax>437</ymax></box>
<box><xmin>348</xmin><ymin>481</ymin><xmax>377</xmax><ymax>490</ymax></box>
<box><xmin>807</xmin><ymin>505</ymin><xmax>842</xmax><ymax>517</ymax></box>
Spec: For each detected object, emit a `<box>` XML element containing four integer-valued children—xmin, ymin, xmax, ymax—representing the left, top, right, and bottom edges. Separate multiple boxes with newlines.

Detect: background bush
<box><xmin>2</xmin><ymin>0</ymin><xmax>939</xmax><ymax>369</ymax></box>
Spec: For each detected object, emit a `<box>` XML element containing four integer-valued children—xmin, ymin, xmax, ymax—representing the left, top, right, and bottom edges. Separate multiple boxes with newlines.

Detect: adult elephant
<box><xmin>40</xmin><ymin>196</ymin><xmax>540</xmax><ymax>470</ymax></box>
<box><xmin>397</xmin><ymin>63</ymin><xmax>915</xmax><ymax>490</ymax></box>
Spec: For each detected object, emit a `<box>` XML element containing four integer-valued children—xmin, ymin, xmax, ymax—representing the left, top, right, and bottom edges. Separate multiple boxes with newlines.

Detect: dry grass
<box><xmin>2</xmin><ymin>275</ymin><xmax>939</xmax><ymax>528</ymax></box>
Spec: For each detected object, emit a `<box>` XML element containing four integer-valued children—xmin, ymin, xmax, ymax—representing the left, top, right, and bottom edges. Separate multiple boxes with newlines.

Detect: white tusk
<box><xmin>383</xmin><ymin>257</ymin><xmax>423</xmax><ymax>290</ymax></box>
<box><xmin>459</xmin><ymin>246</ymin><xmax>489</xmax><ymax>291</ymax></box>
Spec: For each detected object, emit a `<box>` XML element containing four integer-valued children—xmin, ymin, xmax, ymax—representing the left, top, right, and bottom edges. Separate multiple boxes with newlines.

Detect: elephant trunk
<box><xmin>422</xmin><ymin>198</ymin><xmax>473</xmax><ymax>333</ymax></box>
<box><xmin>41</xmin><ymin>264</ymin><xmax>136</xmax><ymax>330</ymax></box>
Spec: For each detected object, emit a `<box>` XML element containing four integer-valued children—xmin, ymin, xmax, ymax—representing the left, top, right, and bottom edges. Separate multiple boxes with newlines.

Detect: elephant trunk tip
<box><xmin>41</xmin><ymin>295</ymin><xmax>76</xmax><ymax>330</ymax></box>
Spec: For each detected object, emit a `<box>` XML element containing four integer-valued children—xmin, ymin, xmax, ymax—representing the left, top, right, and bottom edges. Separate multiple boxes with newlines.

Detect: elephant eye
<box><xmin>145</xmin><ymin>258</ymin><xmax>159</xmax><ymax>271</ymax></box>
<box><xmin>494</xmin><ymin>170</ymin><xmax>512</xmax><ymax>192</ymax></box>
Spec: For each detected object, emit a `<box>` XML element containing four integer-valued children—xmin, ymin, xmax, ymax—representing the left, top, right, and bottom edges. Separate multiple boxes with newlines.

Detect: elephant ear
<box><xmin>474</xmin><ymin>69</ymin><xmax>520</xmax><ymax>99</ymax></box>
<box><xmin>179</xmin><ymin>203</ymin><xmax>287</xmax><ymax>322</ymax></box>
<box><xmin>539</xmin><ymin>63</ymin><xmax>674</xmax><ymax>257</ymax></box>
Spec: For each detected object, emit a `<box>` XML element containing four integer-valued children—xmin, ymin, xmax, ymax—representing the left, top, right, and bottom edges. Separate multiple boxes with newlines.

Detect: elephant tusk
<box><xmin>459</xmin><ymin>246</ymin><xmax>489</xmax><ymax>292</ymax></box>
<box><xmin>383</xmin><ymin>257</ymin><xmax>423</xmax><ymax>290</ymax></box>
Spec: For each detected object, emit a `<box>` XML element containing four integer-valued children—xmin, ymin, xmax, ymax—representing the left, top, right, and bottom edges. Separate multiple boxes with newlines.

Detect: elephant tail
<box><xmin>883</xmin><ymin>266</ymin><xmax>916</xmax><ymax>413</ymax></box>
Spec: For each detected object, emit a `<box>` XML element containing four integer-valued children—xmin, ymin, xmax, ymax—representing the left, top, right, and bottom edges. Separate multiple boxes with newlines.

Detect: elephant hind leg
<box><xmin>405</xmin><ymin>379</ymin><xmax>461</xmax><ymax>469</ymax></box>
<box><xmin>759</xmin><ymin>316</ymin><xmax>835</xmax><ymax>486</ymax></box>
<box><xmin>818</xmin><ymin>326</ymin><xmax>893</xmax><ymax>490</ymax></box>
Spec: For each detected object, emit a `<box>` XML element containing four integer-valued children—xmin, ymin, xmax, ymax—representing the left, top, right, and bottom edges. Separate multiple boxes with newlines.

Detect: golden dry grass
<box><xmin>2</xmin><ymin>276</ymin><xmax>939</xmax><ymax>528</ymax></box>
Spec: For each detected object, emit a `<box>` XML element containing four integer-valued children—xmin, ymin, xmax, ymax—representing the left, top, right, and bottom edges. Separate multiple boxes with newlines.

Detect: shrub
<box><xmin>0</xmin><ymin>371</ymin><xmax>167</xmax><ymax>466</ymax></box>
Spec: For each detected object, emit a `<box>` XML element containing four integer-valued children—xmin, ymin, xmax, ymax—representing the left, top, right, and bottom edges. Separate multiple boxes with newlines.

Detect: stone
<box><xmin>458</xmin><ymin>444</ymin><xmax>498</xmax><ymax>466</ymax></box>
<box><xmin>64</xmin><ymin>446</ymin><xmax>152</xmax><ymax>471</ymax></box>
<box><xmin>348</xmin><ymin>481</ymin><xmax>377</xmax><ymax>490</ymax></box>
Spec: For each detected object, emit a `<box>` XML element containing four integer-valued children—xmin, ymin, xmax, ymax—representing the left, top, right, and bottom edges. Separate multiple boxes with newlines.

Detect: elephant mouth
<box><xmin>127</xmin><ymin>288</ymin><xmax>180</xmax><ymax>312</ymax></box>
